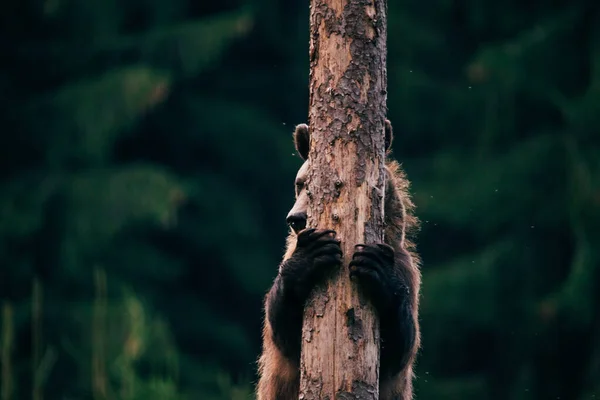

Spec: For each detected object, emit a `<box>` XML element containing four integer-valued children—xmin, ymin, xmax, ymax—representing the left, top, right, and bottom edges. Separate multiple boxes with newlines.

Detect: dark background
<box><xmin>0</xmin><ymin>0</ymin><xmax>599</xmax><ymax>399</ymax></box>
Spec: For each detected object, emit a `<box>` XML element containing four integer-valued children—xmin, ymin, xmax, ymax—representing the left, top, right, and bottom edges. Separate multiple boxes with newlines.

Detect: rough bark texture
<box><xmin>299</xmin><ymin>0</ymin><xmax>388</xmax><ymax>398</ymax></box>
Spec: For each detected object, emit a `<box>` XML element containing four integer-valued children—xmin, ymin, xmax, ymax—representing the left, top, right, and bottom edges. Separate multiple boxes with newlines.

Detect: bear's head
<box><xmin>286</xmin><ymin>121</ymin><xmax>394</xmax><ymax>234</ymax></box>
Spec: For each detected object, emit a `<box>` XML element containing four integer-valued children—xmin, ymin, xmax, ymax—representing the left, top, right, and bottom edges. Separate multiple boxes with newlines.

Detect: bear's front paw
<box><xmin>281</xmin><ymin>228</ymin><xmax>342</xmax><ymax>300</ymax></box>
<box><xmin>296</xmin><ymin>228</ymin><xmax>343</xmax><ymax>268</ymax></box>
<box><xmin>349</xmin><ymin>243</ymin><xmax>405</xmax><ymax>313</ymax></box>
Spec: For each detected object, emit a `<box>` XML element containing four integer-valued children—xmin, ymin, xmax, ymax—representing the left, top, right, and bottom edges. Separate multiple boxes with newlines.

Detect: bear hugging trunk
<box><xmin>256</xmin><ymin>120</ymin><xmax>421</xmax><ymax>400</ymax></box>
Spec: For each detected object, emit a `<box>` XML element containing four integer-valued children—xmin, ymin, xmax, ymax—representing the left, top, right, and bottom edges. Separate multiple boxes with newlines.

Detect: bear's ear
<box><xmin>294</xmin><ymin>123</ymin><xmax>310</xmax><ymax>160</ymax></box>
<box><xmin>385</xmin><ymin>119</ymin><xmax>394</xmax><ymax>152</ymax></box>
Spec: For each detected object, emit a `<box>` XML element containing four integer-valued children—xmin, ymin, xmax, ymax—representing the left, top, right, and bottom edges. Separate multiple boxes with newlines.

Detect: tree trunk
<box><xmin>92</xmin><ymin>267</ymin><xmax>108</xmax><ymax>400</ymax></box>
<box><xmin>1</xmin><ymin>302</ymin><xmax>14</xmax><ymax>400</ymax></box>
<box><xmin>32</xmin><ymin>277</ymin><xmax>43</xmax><ymax>400</ymax></box>
<box><xmin>299</xmin><ymin>0</ymin><xmax>388</xmax><ymax>399</ymax></box>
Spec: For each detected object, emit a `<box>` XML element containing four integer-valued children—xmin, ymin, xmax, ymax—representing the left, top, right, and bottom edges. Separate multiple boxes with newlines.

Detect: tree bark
<box><xmin>299</xmin><ymin>0</ymin><xmax>388</xmax><ymax>399</ymax></box>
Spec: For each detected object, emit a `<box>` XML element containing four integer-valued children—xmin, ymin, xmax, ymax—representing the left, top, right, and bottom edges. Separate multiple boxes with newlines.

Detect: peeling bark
<box><xmin>299</xmin><ymin>0</ymin><xmax>388</xmax><ymax>398</ymax></box>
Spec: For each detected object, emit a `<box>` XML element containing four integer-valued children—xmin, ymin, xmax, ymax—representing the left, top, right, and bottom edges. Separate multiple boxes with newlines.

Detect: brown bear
<box><xmin>257</xmin><ymin>120</ymin><xmax>421</xmax><ymax>400</ymax></box>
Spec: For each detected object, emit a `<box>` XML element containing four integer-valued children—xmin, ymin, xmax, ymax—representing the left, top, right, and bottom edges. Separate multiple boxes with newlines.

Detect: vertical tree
<box><xmin>1</xmin><ymin>303</ymin><xmax>13</xmax><ymax>400</ymax></box>
<box><xmin>299</xmin><ymin>0</ymin><xmax>388</xmax><ymax>398</ymax></box>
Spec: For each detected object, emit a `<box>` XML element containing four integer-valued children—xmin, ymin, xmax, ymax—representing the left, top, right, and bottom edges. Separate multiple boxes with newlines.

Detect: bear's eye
<box><xmin>295</xmin><ymin>182</ymin><xmax>304</xmax><ymax>191</ymax></box>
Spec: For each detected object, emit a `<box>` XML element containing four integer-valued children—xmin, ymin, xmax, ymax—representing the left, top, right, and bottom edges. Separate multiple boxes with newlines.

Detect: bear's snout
<box><xmin>286</xmin><ymin>212</ymin><xmax>307</xmax><ymax>233</ymax></box>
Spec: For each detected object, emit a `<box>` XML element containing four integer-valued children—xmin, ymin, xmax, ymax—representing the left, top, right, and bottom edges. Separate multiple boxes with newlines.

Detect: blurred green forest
<box><xmin>0</xmin><ymin>0</ymin><xmax>599</xmax><ymax>399</ymax></box>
